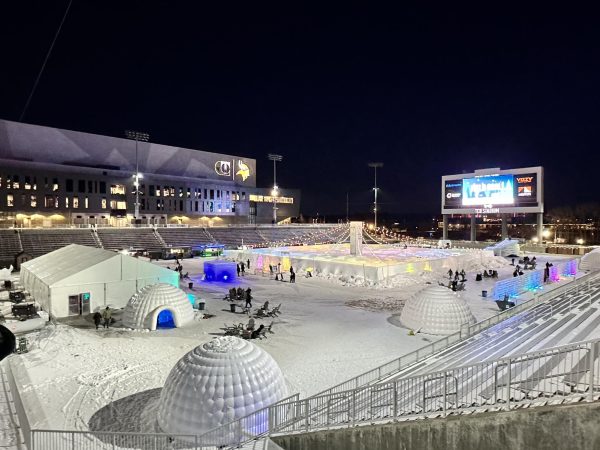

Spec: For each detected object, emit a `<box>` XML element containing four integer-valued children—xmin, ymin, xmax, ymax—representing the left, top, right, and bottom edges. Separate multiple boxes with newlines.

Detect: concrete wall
<box><xmin>273</xmin><ymin>402</ymin><xmax>600</xmax><ymax>450</ymax></box>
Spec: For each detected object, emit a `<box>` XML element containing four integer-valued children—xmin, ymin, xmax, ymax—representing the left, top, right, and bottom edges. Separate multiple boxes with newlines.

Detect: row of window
<box><xmin>1</xmin><ymin>174</ymin><xmax>248</xmax><ymax>202</ymax></box>
<box><xmin>5</xmin><ymin>194</ymin><xmax>239</xmax><ymax>214</ymax></box>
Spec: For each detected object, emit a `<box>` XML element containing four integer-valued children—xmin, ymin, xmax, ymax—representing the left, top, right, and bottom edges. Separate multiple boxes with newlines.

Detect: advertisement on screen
<box><xmin>462</xmin><ymin>175</ymin><xmax>514</xmax><ymax>206</ymax></box>
<box><xmin>441</xmin><ymin>167</ymin><xmax>542</xmax><ymax>214</ymax></box>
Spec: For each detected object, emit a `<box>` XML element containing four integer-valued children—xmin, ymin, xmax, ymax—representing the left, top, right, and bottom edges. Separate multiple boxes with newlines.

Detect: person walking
<box><xmin>93</xmin><ymin>311</ymin><xmax>102</xmax><ymax>330</ymax></box>
<box><xmin>102</xmin><ymin>307</ymin><xmax>112</xmax><ymax>329</ymax></box>
<box><xmin>240</xmin><ymin>262</ymin><xmax>245</xmax><ymax>276</ymax></box>
<box><xmin>247</xmin><ymin>258</ymin><xmax>251</xmax><ymax>269</ymax></box>
<box><xmin>236</xmin><ymin>264</ymin><xmax>241</xmax><ymax>277</ymax></box>
<box><xmin>245</xmin><ymin>288</ymin><xmax>253</xmax><ymax>309</ymax></box>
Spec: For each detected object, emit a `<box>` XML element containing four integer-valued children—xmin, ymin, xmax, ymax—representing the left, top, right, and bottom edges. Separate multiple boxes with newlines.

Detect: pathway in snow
<box><xmin>0</xmin><ymin>361</ymin><xmax>24</xmax><ymax>450</ymax></box>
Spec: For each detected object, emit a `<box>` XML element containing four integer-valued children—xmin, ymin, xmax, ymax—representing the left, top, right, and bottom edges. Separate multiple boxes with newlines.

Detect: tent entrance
<box><xmin>157</xmin><ymin>309</ymin><xmax>175</xmax><ymax>328</ymax></box>
<box><xmin>68</xmin><ymin>292</ymin><xmax>91</xmax><ymax>316</ymax></box>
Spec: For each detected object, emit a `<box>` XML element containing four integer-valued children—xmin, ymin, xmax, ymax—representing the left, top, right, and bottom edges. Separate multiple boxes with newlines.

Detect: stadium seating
<box><xmin>0</xmin><ymin>229</ymin><xmax>22</xmax><ymax>268</ymax></box>
<box><xmin>19</xmin><ymin>229</ymin><xmax>99</xmax><ymax>258</ymax></box>
<box><xmin>157</xmin><ymin>228</ymin><xmax>215</xmax><ymax>247</ymax></box>
<box><xmin>96</xmin><ymin>228</ymin><xmax>164</xmax><ymax>251</ymax></box>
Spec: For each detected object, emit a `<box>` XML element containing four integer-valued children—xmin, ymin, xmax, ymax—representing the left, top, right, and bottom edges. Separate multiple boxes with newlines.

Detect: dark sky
<box><xmin>1</xmin><ymin>2</ymin><xmax>599</xmax><ymax>216</ymax></box>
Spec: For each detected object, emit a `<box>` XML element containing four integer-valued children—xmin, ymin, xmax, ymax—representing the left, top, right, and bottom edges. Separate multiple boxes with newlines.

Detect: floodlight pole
<box><xmin>125</xmin><ymin>130</ymin><xmax>150</xmax><ymax>220</ymax></box>
<box><xmin>268</xmin><ymin>154</ymin><xmax>283</xmax><ymax>225</ymax></box>
<box><xmin>368</xmin><ymin>163</ymin><xmax>383</xmax><ymax>230</ymax></box>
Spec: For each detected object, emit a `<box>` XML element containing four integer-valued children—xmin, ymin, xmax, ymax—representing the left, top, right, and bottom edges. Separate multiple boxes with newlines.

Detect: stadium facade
<box><xmin>0</xmin><ymin>119</ymin><xmax>300</xmax><ymax>227</ymax></box>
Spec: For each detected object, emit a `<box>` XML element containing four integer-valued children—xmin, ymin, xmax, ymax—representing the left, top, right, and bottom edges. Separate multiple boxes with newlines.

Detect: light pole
<box><xmin>368</xmin><ymin>162</ymin><xmax>383</xmax><ymax>230</ymax></box>
<box><xmin>125</xmin><ymin>130</ymin><xmax>150</xmax><ymax>220</ymax></box>
<box><xmin>268</xmin><ymin>154</ymin><xmax>283</xmax><ymax>225</ymax></box>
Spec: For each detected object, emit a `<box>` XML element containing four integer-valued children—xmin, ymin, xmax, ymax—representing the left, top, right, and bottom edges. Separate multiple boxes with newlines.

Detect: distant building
<box><xmin>0</xmin><ymin>119</ymin><xmax>300</xmax><ymax>227</ymax></box>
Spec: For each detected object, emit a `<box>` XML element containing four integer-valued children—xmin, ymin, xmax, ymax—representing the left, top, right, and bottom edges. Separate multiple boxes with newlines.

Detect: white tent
<box><xmin>580</xmin><ymin>248</ymin><xmax>600</xmax><ymax>271</ymax></box>
<box><xmin>400</xmin><ymin>285</ymin><xmax>476</xmax><ymax>335</ymax></box>
<box><xmin>123</xmin><ymin>283</ymin><xmax>194</xmax><ymax>331</ymax></box>
<box><xmin>157</xmin><ymin>336</ymin><xmax>288</xmax><ymax>444</ymax></box>
<box><xmin>20</xmin><ymin>244</ymin><xmax>178</xmax><ymax>318</ymax></box>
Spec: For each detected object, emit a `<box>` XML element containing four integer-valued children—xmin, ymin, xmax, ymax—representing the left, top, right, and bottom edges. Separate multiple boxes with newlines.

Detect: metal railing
<box><xmin>311</xmin><ymin>270</ymin><xmax>599</xmax><ymax>400</ymax></box>
<box><xmin>267</xmin><ymin>338</ymin><xmax>600</xmax><ymax>435</ymax></box>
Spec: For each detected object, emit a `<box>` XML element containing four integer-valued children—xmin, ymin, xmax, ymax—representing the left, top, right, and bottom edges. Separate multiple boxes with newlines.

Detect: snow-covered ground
<box><xmin>3</xmin><ymin>249</ymin><xmax>574</xmax><ymax>441</ymax></box>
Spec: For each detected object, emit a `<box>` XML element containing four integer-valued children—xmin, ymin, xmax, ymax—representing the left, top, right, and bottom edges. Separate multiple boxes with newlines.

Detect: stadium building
<box><xmin>0</xmin><ymin>119</ymin><xmax>300</xmax><ymax>228</ymax></box>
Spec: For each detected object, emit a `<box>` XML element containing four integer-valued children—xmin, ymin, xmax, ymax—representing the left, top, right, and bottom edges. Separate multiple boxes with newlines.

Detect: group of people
<box><xmin>227</xmin><ymin>286</ymin><xmax>253</xmax><ymax>308</ymax></box>
<box><xmin>268</xmin><ymin>263</ymin><xmax>296</xmax><ymax>282</ymax></box>
<box><xmin>167</xmin><ymin>259</ymin><xmax>189</xmax><ymax>280</ymax></box>
<box><xmin>236</xmin><ymin>259</ymin><xmax>250</xmax><ymax>276</ymax></box>
<box><xmin>92</xmin><ymin>306</ymin><xmax>112</xmax><ymax>329</ymax></box>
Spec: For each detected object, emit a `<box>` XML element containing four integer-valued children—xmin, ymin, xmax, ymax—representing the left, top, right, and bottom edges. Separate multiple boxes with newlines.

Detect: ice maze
<box><xmin>400</xmin><ymin>285</ymin><xmax>476</xmax><ymax>335</ymax></box>
<box><xmin>157</xmin><ymin>336</ymin><xmax>288</xmax><ymax>441</ymax></box>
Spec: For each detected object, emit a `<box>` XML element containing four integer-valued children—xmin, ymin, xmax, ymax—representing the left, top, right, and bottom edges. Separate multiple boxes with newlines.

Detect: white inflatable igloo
<box><xmin>400</xmin><ymin>285</ymin><xmax>476</xmax><ymax>335</ymax></box>
<box><xmin>580</xmin><ymin>248</ymin><xmax>600</xmax><ymax>271</ymax></box>
<box><xmin>122</xmin><ymin>283</ymin><xmax>194</xmax><ymax>331</ymax></box>
<box><xmin>157</xmin><ymin>336</ymin><xmax>288</xmax><ymax>443</ymax></box>
<box><xmin>485</xmin><ymin>239</ymin><xmax>522</xmax><ymax>257</ymax></box>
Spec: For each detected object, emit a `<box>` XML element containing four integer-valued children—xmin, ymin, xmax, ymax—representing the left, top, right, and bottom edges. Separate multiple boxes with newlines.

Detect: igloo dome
<box><xmin>122</xmin><ymin>283</ymin><xmax>194</xmax><ymax>331</ymax></box>
<box><xmin>580</xmin><ymin>248</ymin><xmax>600</xmax><ymax>271</ymax></box>
<box><xmin>400</xmin><ymin>285</ymin><xmax>476</xmax><ymax>335</ymax></box>
<box><xmin>157</xmin><ymin>336</ymin><xmax>288</xmax><ymax>440</ymax></box>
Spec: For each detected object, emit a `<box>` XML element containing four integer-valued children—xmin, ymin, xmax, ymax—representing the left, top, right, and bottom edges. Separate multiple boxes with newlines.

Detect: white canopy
<box><xmin>20</xmin><ymin>244</ymin><xmax>178</xmax><ymax>317</ymax></box>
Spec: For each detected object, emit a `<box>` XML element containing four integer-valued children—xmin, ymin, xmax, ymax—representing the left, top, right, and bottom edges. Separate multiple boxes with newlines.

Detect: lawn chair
<box><xmin>266</xmin><ymin>321</ymin><xmax>275</xmax><ymax>334</ymax></box>
<box><xmin>223</xmin><ymin>323</ymin><xmax>244</xmax><ymax>336</ymax></box>
<box><xmin>254</xmin><ymin>308</ymin><xmax>267</xmax><ymax>318</ymax></box>
<box><xmin>268</xmin><ymin>304</ymin><xmax>282</xmax><ymax>317</ymax></box>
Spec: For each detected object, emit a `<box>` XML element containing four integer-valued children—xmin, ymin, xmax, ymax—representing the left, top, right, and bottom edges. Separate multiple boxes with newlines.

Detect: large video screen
<box><xmin>444</xmin><ymin>172</ymin><xmax>538</xmax><ymax>210</ymax></box>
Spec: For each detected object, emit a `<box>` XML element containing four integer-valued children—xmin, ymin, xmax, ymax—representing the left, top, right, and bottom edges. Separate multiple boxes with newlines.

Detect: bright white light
<box><xmin>532</xmin><ymin>237</ymin><xmax>539</xmax><ymax>243</ymax></box>
<box><xmin>577</xmin><ymin>238</ymin><xmax>585</xmax><ymax>245</ymax></box>
<box><xmin>542</xmin><ymin>229</ymin><xmax>551</xmax><ymax>238</ymax></box>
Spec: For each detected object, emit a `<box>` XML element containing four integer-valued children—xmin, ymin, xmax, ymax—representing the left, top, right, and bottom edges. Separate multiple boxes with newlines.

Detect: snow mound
<box><xmin>157</xmin><ymin>336</ymin><xmax>288</xmax><ymax>442</ymax></box>
<box><xmin>122</xmin><ymin>283</ymin><xmax>194</xmax><ymax>331</ymax></box>
<box><xmin>400</xmin><ymin>285</ymin><xmax>476</xmax><ymax>335</ymax></box>
<box><xmin>485</xmin><ymin>239</ymin><xmax>522</xmax><ymax>257</ymax></box>
<box><xmin>580</xmin><ymin>248</ymin><xmax>600</xmax><ymax>271</ymax></box>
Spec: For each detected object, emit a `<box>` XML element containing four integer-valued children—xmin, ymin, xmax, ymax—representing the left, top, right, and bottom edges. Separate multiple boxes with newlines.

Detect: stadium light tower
<box><xmin>125</xmin><ymin>130</ymin><xmax>150</xmax><ymax>220</ymax></box>
<box><xmin>368</xmin><ymin>162</ymin><xmax>383</xmax><ymax>230</ymax></box>
<box><xmin>268</xmin><ymin>154</ymin><xmax>283</xmax><ymax>224</ymax></box>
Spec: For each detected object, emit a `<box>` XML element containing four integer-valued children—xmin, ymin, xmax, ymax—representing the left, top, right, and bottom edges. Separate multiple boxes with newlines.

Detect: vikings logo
<box><xmin>236</xmin><ymin>160</ymin><xmax>250</xmax><ymax>181</ymax></box>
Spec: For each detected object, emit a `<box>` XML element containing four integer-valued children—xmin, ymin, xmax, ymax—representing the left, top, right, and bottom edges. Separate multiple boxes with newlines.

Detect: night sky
<box><xmin>1</xmin><ymin>3</ymin><xmax>599</xmax><ymax>217</ymax></box>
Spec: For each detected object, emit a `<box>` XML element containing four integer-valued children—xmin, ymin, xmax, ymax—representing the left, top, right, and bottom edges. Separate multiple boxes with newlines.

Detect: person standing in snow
<box><xmin>247</xmin><ymin>258</ymin><xmax>250</xmax><ymax>269</ymax></box>
<box><xmin>236</xmin><ymin>264</ymin><xmax>241</xmax><ymax>277</ymax></box>
<box><xmin>93</xmin><ymin>311</ymin><xmax>102</xmax><ymax>329</ymax></box>
<box><xmin>102</xmin><ymin>307</ymin><xmax>112</xmax><ymax>329</ymax></box>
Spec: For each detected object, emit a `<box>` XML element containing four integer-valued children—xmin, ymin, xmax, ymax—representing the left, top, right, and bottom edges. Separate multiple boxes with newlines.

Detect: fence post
<box><xmin>393</xmin><ymin>381</ymin><xmax>398</xmax><ymax>418</ymax></box>
<box><xmin>443</xmin><ymin>372</ymin><xmax>448</xmax><ymax>417</ymax></box>
<box><xmin>304</xmin><ymin>399</ymin><xmax>310</xmax><ymax>432</ymax></box>
<box><xmin>506</xmin><ymin>359</ymin><xmax>512</xmax><ymax>410</ymax></box>
<box><xmin>589</xmin><ymin>344</ymin><xmax>596</xmax><ymax>403</ymax></box>
<box><xmin>71</xmin><ymin>431</ymin><xmax>75</xmax><ymax>450</ymax></box>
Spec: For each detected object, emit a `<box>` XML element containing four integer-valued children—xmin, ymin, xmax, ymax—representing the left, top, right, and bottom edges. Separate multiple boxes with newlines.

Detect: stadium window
<box><xmin>6</xmin><ymin>176</ymin><xmax>11</xmax><ymax>189</ymax></box>
<box><xmin>30</xmin><ymin>195</ymin><xmax>37</xmax><ymax>207</ymax></box>
<box><xmin>209</xmin><ymin>201</ymin><xmax>214</xmax><ymax>212</ymax></box>
<box><xmin>101</xmin><ymin>197</ymin><xmax>107</xmax><ymax>208</ymax></box>
<box><xmin>52</xmin><ymin>178</ymin><xmax>59</xmax><ymax>191</ymax></box>
<box><xmin>163</xmin><ymin>186</ymin><xmax>169</xmax><ymax>197</ymax></box>
<box><xmin>99</xmin><ymin>181</ymin><xmax>106</xmax><ymax>194</ymax></box>
<box><xmin>179</xmin><ymin>187</ymin><xmax>183</xmax><ymax>198</ymax></box>
<box><xmin>33</xmin><ymin>177</ymin><xmax>37</xmax><ymax>190</ymax></box>
<box><xmin>78</xmin><ymin>180</ymin><xmax>85</xmax><ymax>193</ymax></box>
<box><xmin>187</xmin><ymin>187</ymin><xmax>191</xmax><ymax>198</ymax></box>
<box><xmin>217</xmin><ymin>190</ymin><xmax>221</xmax><ymax>198</ymax></box>
<box><xmin>65</xmin><ymin>197</ymin><xmax>69</xmax><ymax>208</ymax></box>
<box><xmin>204</xmin><ymin>188</ymin><xmax>207</xmax><ymax>198</ymax></box>
<box><xmin>242</xmin><ymin>192</ymin><xmax>246</xmax><ymax>200</ymax></box>
<box><xmin>88</xmin><ymin>180</ymin><xmax>93</xmax><ymax>193</ymax></box>
<box><xmin>84</xmin><ymin>197</ymin><xmax>89</xmax><ymax>208</ymax></box>
<box><xmin>56</xmin><ymin>196</ymin><xmax>59</xmax><ymax>208</ymax></box>
<box><xmin>44</xmin><ymin>177</ymin><xmax>49</xmax><ymax>189</ymax></box>
<box><xmin>0</xmin><ymin>175</ymin><xmax>2</xmax><ymax>188</ymax></box>
<box><xmin>210</xmin><ymin>189</ymin><xmax>214</xmax><ymax>200</ymax></box>
<box><xmin>73</xmin><ymin>197</ymin><xmax>79</xmax><ymax>208</ymax></box>
<box><xmin>195</xmin><ymin>201</ymin><xmax>198</xmax><ymax>212</ymax></box>
<box><xmin>169</xmin><ymin>186</ymin><xmax>175</xmax><ymax>197</ymax></box>
<box><xmin>179</xmin><ymin>200</ymin><xmax>183</xmax><ymax>211</ymax></box>
<box><xmin>44</xmin><ymin>195</ymin><xmax>54</xmax><ymax>208</ymax></box>
<box><xmin>6</xmin><ymin>194</ymin><xmax>13</xmax><ymax>206</ymax></box>
<box><xmin>66</xmin><ymin>179</ymin><xmax>73</xmax><ymax>192</ymax></box>
<box><xmin>110</xmin><ymin>184</ymin><xmax>126</xmax><ymax>195</ymax></box>
<box><xmin>24</xmin><ymin>176</ymin><xmax>31</xmax><ymax>190</ymax></box>
<box><xmin>13</xmin><ymin>176</ymin><xmax>20</xmax><ymax>189</ymax></box>
<box><xmin>232</xmin><ymin>202</ymin><xmax>236</xmax><ymax>213</ymax></box>
<box><xmin>149</xmin><ymin>185</ymin><xmax>155</xmax><ymax>196</ymax></box>
<box><xmin>156</xmin><ymin>199</ymin><xmax>161</xmax><ymax>210</ymax></box>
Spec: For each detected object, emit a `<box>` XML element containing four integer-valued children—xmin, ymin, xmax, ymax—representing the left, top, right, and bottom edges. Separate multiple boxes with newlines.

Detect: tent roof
<box><xmin>20</xmin><ymin>244</ymin><xmax>118</xmax><ymax>287</ymax></box>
